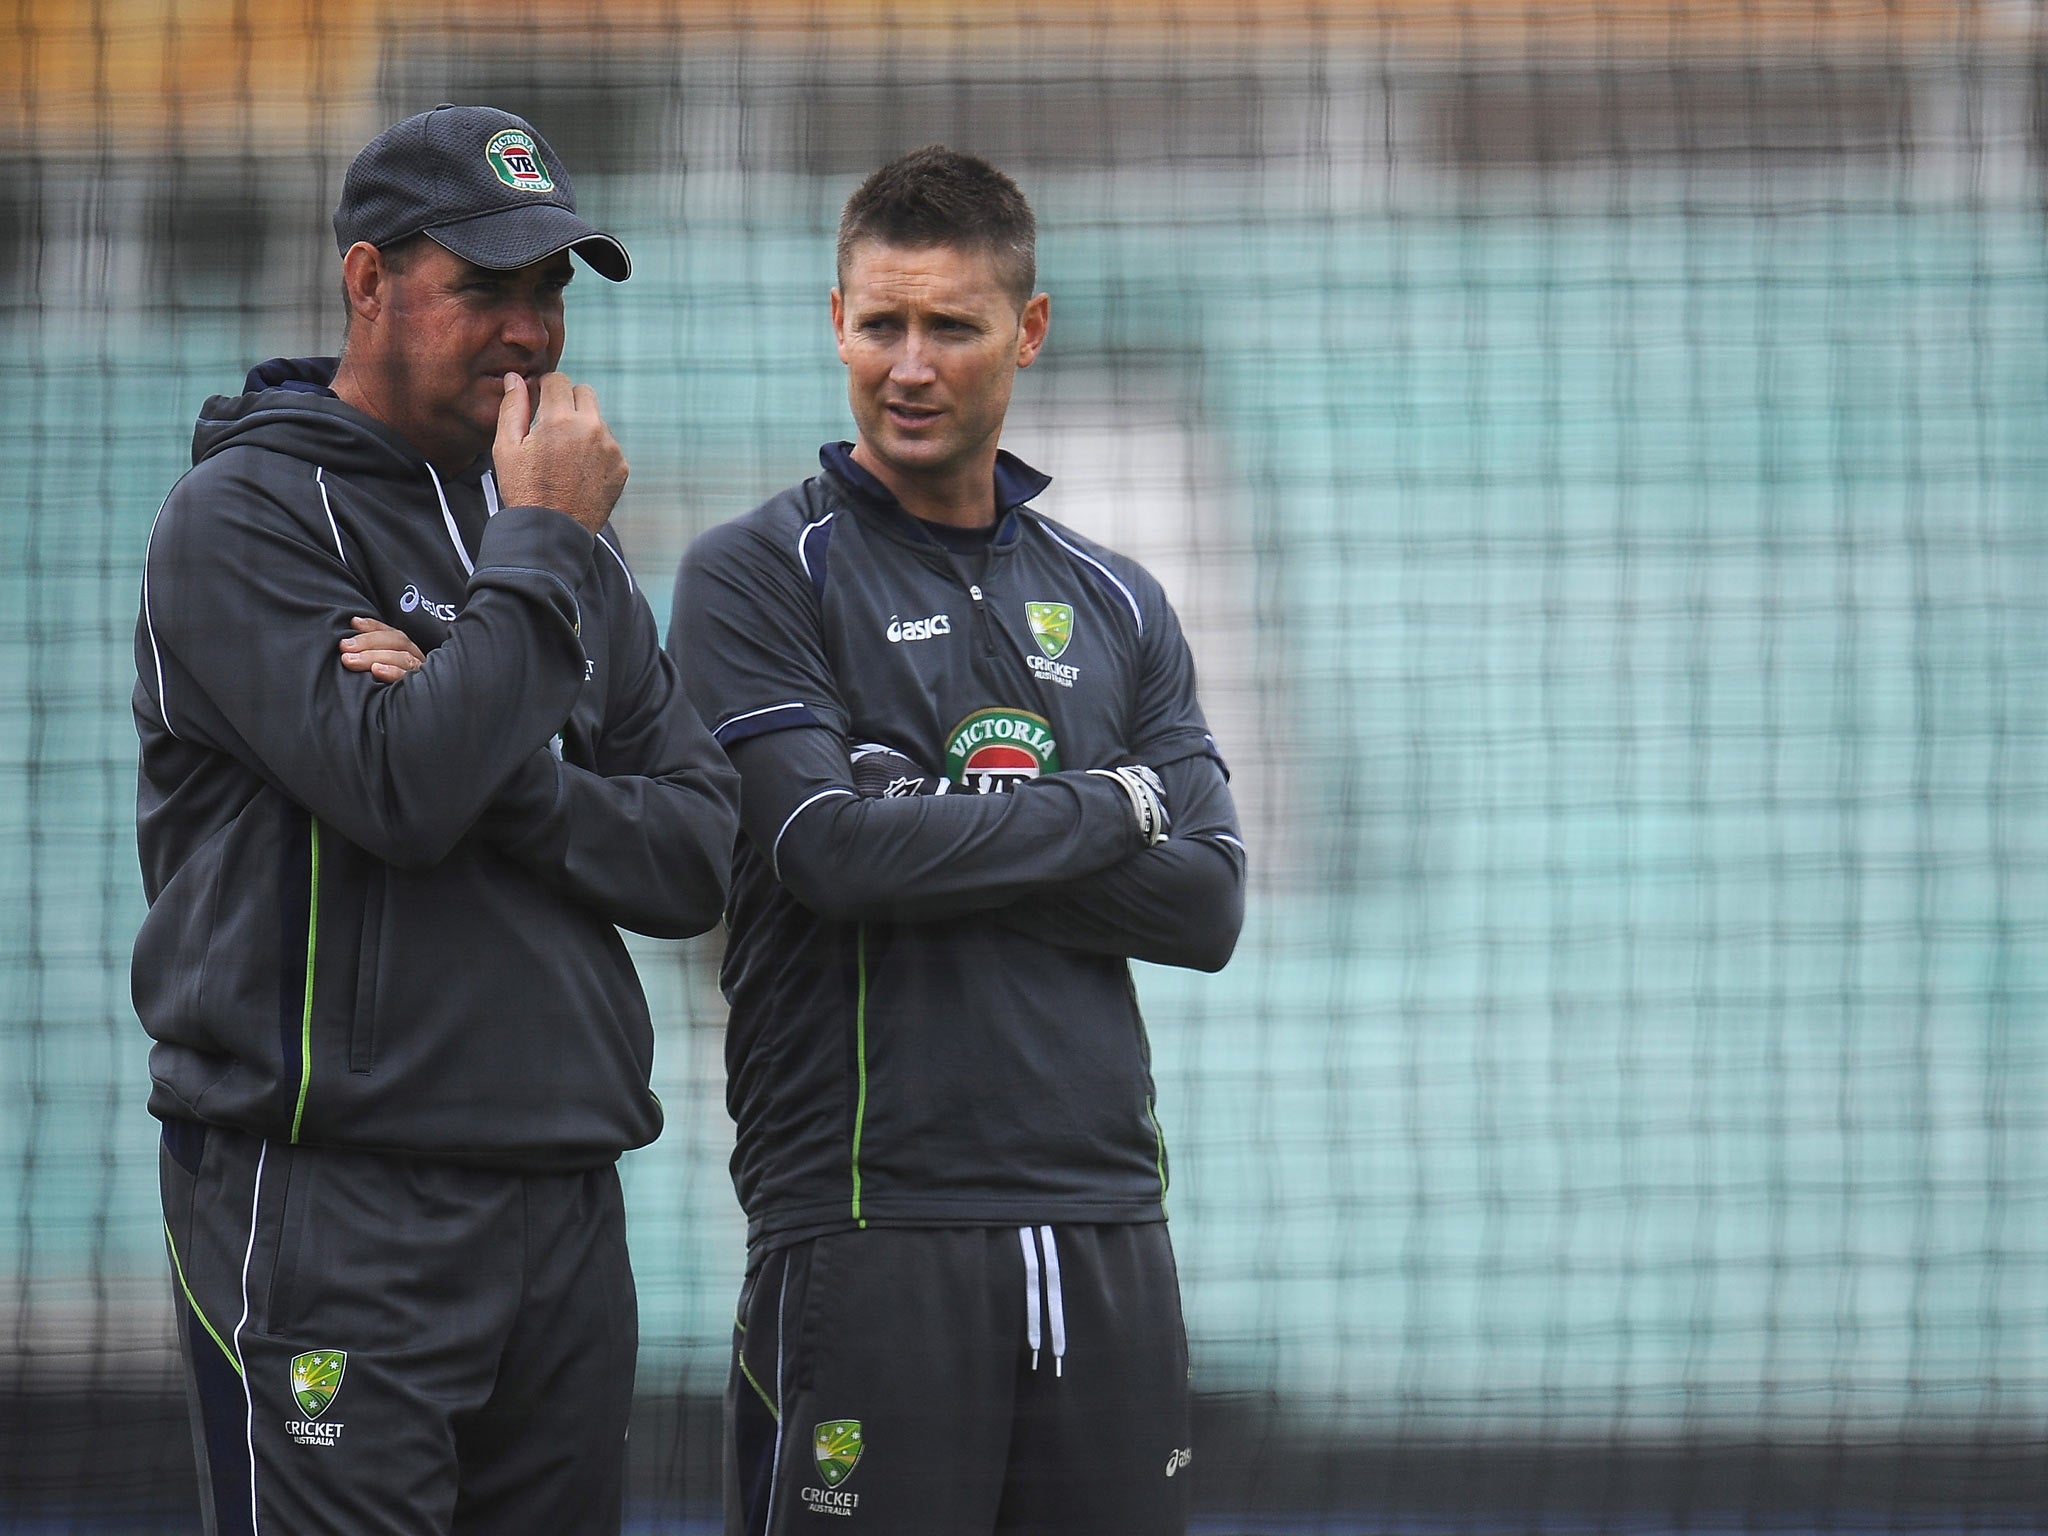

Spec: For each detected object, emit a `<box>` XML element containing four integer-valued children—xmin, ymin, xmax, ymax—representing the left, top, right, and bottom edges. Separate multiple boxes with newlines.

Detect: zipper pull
<box><xmin>968</xmin><ymin>584</ymin><xmax>995</xmax><ymax>658</ymax></box>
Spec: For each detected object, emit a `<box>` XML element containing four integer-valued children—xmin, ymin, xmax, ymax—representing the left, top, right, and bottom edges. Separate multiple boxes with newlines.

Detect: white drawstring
<box><xmin>424</xmin><ymin>462</ymin><xmax>475</xmax><ymax>576</ymax></box>
<box><xmin>1019</xmin><ymin>1227</ymin><xmax>1042</xmax><ymax>1371</ymax></box>
<box><xmin>1039</xmin><ymin>1225</ymin><xmax>1067</xmax><ymax>1377</ymax></box>
<box><xmin>1019</xmin><ymin>1226</ymin><xmax>1067</xmax><ymax>1377</ymax></box>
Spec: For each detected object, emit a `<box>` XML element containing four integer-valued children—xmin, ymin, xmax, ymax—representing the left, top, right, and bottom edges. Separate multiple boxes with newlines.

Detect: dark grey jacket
<box><xmin>671</xmin><ymin>445</ymin><xmax>1246</xmax><ymax>1253</ymax></box>
<box><xmin>134</xmin><ymin>357</ymin><xmax>740</xmax><ymax>1170</ymax></box>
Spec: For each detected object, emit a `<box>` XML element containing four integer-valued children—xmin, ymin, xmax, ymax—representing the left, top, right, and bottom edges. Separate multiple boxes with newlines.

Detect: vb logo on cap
<box><xmin>332</xmin><ymin>105</ymin><xmax>631</xmax><ymax>282</ymax></box>
<box><xmin>485</xmin><ymin>129</ymin><xmax>555</xmax><ymax>194</ymax></box>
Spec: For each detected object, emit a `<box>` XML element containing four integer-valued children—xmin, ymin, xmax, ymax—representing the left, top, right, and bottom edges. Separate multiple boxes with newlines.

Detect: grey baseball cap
<box><xmin>333</xmin><ymin>105</ymin><xmax>631</xmax><ymax>282</ymax></box>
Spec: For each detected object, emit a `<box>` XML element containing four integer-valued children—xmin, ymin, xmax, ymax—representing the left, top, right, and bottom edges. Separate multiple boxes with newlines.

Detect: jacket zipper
<box><xmin>967</xmin><ymin>581</ymin><xmax>996</xmax><ymax>660</ymax></box>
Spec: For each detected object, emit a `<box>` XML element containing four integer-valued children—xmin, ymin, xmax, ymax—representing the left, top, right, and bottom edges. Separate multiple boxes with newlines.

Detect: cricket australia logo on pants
<box><xmin>285</xmin><ymin>1350</ymin><xmax>348</xmax><ymax>1447</ymax></box>
<box><xmin>802</xmin><ymin>1419</ymin><xmax>863</xmax><ymax>1516</ymax></box>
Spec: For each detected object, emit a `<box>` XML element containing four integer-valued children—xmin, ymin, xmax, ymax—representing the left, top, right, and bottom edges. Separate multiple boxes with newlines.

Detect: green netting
<box><xmin>5</xmin><ymin>7</ymin><xmax>2046</xmax><ymax>1528</ymax></box>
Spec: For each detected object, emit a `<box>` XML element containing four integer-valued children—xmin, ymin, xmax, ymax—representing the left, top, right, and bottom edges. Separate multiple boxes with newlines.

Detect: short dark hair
<box><xmin>836</xmin><ymin>146</ymin><xmax>1037</xmax><ymax>304</ymax></box>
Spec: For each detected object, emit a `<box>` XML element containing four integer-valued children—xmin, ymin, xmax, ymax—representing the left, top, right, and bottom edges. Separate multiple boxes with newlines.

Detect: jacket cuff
<box><xmin>474</xmin><ymin>504</ymin><xmax>597</xmax><ymax>583</ymax></box>
<box><xmin>1032</xmin><ymin>769</ymin><xmax>1152</xmax><ymax>856</ymax></box>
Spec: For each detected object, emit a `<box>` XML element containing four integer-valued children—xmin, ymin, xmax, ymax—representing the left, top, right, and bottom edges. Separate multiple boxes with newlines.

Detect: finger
<box><xmin>496</xmin><ymin>373</ymin><xmax>531</xmax><ymax>451</ymax></box>
<box><xmin>536</xmin><ymin>370</ymin><xmax>573</xmax><ymax>419</ymax></box>
<box><xmin>340</xmin><ymin>624</ymin><xmax>423</xmax><ymax>660</ymax></box>
<box><xmin>572</xmin><ymin>381</ymin><xmax>599</xmax><ymax>417</ymax></box>
<box><xmin>342</xmin><ymin>647</ymin><xmax>422</xmax><ymax>669</ymax></box>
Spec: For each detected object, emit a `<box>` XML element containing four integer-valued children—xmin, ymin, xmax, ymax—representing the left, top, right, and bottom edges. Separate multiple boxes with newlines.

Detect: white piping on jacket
<box><xmin>797</xmin><ymin>512</ymin><xmax>836</xmax><ymax>583</ymax></box>
<box><xmin>313</xmin><ymin>467</ymin><xmax>347</xmax><ymax>566</ymax></box>
<box><xmin>1041</xmin><ymin>526</ymin><xmax>1143</xmax><ymax>635</ymax></box>
<box><xmin>716</xmin><ymin>701</ymin><xmax>811</xmax><ymax>738</ymax></box>
<box><xmin>771</xmin><ymin>788</ymin><xmax>854</xmax><ymax>882</ymax></box>
<box><xmin>140</xmin><ymin>490</ymin><xmax>178</xmax><ymax>739</ymax></box>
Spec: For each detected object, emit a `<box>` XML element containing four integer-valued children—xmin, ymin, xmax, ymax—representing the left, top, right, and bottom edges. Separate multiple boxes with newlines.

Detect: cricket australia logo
<box><xmin>285</xmin><ymin>1350</ymin><xmax>347</xmax><ymax>1447</ymax></box>
<box><xmin>1026</xmin><ymin>601</ymin><xmax>1072</xmax><ymax>659</ymax></box>
<box><xmin>484</xmin><ymin>129</ymin><xmax>554</xmax><ymax>193</ymax></box>
<box><xmin>945</xmin><ymin>707</ymin><xmax>1060</xmax><ymax>794</ymax></box>
<box><xmin>802</xmin><ymin>1420</ymin><xmax>864</xmax><ymax>1516</ymax></box>
<box><xmin>1025</xmin><ymin>600</ymin><xmax>1080</xmax><ymax>688</ymax></box>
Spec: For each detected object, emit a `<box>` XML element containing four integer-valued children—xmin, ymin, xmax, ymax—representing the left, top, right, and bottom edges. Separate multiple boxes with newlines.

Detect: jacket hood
<box><xmin>191</xmin><ymin>356</ymin><xmax>474</xmax><ymax>482</ymax></box>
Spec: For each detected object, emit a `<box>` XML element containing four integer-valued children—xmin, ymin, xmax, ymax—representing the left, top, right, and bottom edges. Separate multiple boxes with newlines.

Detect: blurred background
<box><xmin>4</xmin><ymin>2</ymin><xmax>2046</xmax><ymax>1531</ymax></box>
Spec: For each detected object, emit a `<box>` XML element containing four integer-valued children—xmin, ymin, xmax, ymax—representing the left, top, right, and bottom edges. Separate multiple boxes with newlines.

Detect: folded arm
<box><xmin>672</xmin><ymin>517</ymin><xmax>1150</xmax><ymax>924</ymax></box>
<box><xmin>981</xmin><ymin>562</ymin><xmax>1247</xmax><ymax>971</ymax></box>
<box><xmin>987</xmin><ymin>751</ymin><xmax>1246</xmax><ymax>971</ymax></box>
<box><xmin>346</xmin><ymin>553</ymin><xmax>741</xmax><ymax>937</ymax></box>
<box><xmin>144</xmin><ymin>468</ymin><xmax>593</xmax><ymax>868</ymax></box>
<box><xmin>727</xmin><ymin>726</ymin><xmax>1145</xmax><ymax>924</ymax></box>
<box><xmin>471</xmin><ymin>570</ymin><xmax>740</xmax><ymax>938</ymax></box>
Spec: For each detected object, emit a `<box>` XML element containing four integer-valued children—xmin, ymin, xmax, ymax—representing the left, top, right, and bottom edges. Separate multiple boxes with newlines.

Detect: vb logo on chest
<box><xmin>944</xmin><ymin>707</ymin><xmax>1060</xmax><ymax>794</ymax></box>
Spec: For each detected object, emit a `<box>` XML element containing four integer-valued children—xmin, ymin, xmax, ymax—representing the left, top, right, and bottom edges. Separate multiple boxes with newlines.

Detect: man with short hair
<box><xmin>135</xmin><ymin>105</ymin><xmax>739</xmax><ymax>1534</ymax></box>
<box><xmin>672</xmin><ymin>145</ymin><xmax>1245</xmax><ymax>1536</ymax></box>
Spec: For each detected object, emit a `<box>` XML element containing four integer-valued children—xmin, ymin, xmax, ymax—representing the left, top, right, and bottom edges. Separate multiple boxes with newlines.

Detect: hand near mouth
<box><xmin>493</xmin><ymin>371</ymin><xmax>629</xmax><ymax>533</ymax></box>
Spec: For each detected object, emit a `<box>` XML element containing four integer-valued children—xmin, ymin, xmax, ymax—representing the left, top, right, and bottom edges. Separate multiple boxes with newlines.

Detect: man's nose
<box><xmin>501</xmin><ymin>301</ymin><xmax>550</xmax><ymax>355</ymax></box>
<box><xmin>889</xmin><ymin>336</ymin><xmax>938</xmax><ymax>385</ymax></box>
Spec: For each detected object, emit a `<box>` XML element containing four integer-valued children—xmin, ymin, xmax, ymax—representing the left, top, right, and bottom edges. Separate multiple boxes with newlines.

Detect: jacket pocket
<box><xmin>347</xmin><ymin>866</ymin><xmax>385</xmax><ymax>1074</ymax></box>
<box><xmin>261</xmin><ymin>1142</ymin><xmax>313</xmax><ymax>1337</ymax></box>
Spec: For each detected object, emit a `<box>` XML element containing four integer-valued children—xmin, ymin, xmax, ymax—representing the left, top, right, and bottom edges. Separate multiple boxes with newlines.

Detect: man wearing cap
<box><xmin>133</xmin><ymin>106</ymin><xmax>739</xmax><ymax>1534</ymax></box>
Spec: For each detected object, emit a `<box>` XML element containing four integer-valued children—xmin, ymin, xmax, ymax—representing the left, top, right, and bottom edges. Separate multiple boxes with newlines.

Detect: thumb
<box><xmin>495</xmin><ymin>372</ymin><xmax>530</xmax><ymax>454</ymax></box>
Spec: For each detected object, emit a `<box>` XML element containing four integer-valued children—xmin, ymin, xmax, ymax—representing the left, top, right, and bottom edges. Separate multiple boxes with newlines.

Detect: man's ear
<box><xmin>340</xmin><ymin>241</ymin><xmax>389</xmax><ymax>327</ymax></box>
<box><xmin>830</xmin><ymin>286</ymin><xmax>849</xmax><ymax>363</ymax></box>
<box><xmin>1016</xmin><ymin>292</ymin><xmax>1051</xmax><ymax>369</ymax></box>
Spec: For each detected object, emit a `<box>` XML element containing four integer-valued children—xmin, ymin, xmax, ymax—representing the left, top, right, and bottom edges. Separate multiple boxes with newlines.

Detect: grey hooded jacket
<box><xmin>134</xmin><ymin>357</ymin><xmax>739</xmax><ymax>1170</ymax></box>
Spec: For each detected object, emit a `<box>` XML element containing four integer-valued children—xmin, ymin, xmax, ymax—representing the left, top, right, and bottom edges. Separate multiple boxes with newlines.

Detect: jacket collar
<box><xmin>817</xmin><ymin>441</ymin><xmax>1049</xmax><ymax>549</ymax></box>
<box><xmin>202</xmin><ymin>356</ymin><xmax>492</xmax><ymax>487</ymax></box>
<box><xmin>245</xmin><ymin>356</ymin><xmax>340</xmax><ymax>396</ymax></box>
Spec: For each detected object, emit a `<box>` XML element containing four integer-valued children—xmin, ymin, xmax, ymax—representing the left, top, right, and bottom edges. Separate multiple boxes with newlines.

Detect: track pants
<box><xmin>160</xmin><ymin>1121</ymin><xmax>637</xmax><ymax>1536</ymax></box>
<box><xmin>725</xmin><ymin>1224</ymin><xmax>1191</xmax><ymax>1536</ymax></box>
